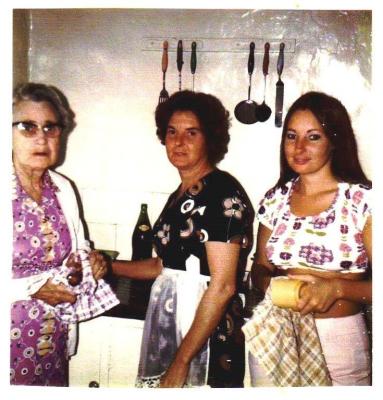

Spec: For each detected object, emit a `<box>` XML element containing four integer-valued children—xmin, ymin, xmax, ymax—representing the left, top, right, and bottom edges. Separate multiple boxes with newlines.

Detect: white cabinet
<box><xmin>69</xmin><ymin>316</ymin><xmax>144</xmax><ymax>387</ymax></box>
<box><xmin>69</xmin><ymin>315</ymin><xmax>251</xmax><ymax>387</ymax></box>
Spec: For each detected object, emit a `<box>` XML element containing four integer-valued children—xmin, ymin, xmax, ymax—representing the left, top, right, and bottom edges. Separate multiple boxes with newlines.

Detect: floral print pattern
<box><xmin>149</xmin><ymin>169</ymin><xmax>254</xmax><ymax>387</ymax></box>
<box><xmin>299</xmin><ymin>243</ymin><xmax>334</xmax><ymax>265</ymax></box>
<box><xmin>11</xmin><ymin>170</ymin><xmax>72</xmax><ymax>386</ymax></box>
<box><xmin>222</xmin><ymin>196</ymin><xmax>245</xmax><ymax>219</ymax></box>
<box><xmin>256</xmin><ymin>179</ymin><xmax>371</xmax><ymax>273</ymax></box>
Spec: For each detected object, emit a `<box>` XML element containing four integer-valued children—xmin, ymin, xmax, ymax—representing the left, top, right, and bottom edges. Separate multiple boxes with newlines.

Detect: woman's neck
<box><xmin>295</xmin><ymin>171</ymin><xmax>338</xmax><ymax>195</ymax></box>
<box><xmin>14</xmin><ymin>162</ymin><xmax>45</xmax><ymax>201</ymax></box>
<box><xmin>178</xmin><ymin>164</ymin><xmax>214</xmax><ymax>194</ymax></box>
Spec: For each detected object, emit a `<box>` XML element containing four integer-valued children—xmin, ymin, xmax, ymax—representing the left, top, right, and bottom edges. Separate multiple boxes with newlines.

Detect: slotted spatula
<box><xmin>158</xmin><ymin>40</ymin><xmax>169</xmax><ymax>104</ymax></box>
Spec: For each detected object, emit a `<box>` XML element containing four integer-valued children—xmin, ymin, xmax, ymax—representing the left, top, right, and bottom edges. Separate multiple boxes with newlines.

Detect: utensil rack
<box><xmin>142</xmin><ymin>37</ymin><xmax>296</xmax><ymax>53</ymax></box>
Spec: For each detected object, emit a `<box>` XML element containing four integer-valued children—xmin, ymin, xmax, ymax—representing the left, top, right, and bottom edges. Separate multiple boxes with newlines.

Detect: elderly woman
<box><xmin>11</xmin><ymin>82</ymin><xmax>119</xmax><ymax>386</ymax></box>
<box><xmin>112</xmin><ymin>90</ymin><xmax>254</xmax><ymax>388</ymax></box>
<box><xmin>246</xmin><ymin>91</ymin><xmax>372</xmax><ymax>386</ymax></box>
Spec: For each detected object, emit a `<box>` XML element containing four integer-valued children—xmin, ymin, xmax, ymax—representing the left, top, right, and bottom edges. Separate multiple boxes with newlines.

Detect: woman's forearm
<box><xmin>335</xmin><ymin>278</ymin><xmax>372</xmax><ymax>304</ymax></box>
<box><xmin>112</xmin><ymin>257</ymin><xmax>163</xmax><ymax>280</ymax></box>
<box><xmin>172</xmin><ymin>281</ymin><xmax>235</xmax><ymax>365</ymax></box>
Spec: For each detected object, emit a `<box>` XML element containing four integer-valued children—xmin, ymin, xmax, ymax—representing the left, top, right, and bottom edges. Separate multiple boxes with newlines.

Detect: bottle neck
<box><xmin>136</xmin><ymin>205</ymin><xmax>151</xmax><ymax>229</ymax></box>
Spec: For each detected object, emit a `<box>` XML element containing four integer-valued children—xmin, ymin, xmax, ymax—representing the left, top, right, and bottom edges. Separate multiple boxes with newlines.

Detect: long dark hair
<box><xmin>276</xmin><ymin>91</ymin><xmax>371</xmax><ymax>187</ymax></box>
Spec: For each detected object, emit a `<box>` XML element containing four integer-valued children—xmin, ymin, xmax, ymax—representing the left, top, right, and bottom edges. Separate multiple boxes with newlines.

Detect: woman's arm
<box><xmin>250</xmin><ymin>223</ymin><xmax>276</xmax><ymax>293</ymax></box>
<box><xmin>159</xmin><ymin>241</ymin><xmax>240</xmax><ymax>388</ymax></box>
<box><xmin>294</xmin><ymin>216</ymin><xmax>372</xmax><ymax>315</ymax></box>
<box><xmin>112</xmin><ymin>257</ymin><xmax>163</xmax><ymax>280</ymax></box>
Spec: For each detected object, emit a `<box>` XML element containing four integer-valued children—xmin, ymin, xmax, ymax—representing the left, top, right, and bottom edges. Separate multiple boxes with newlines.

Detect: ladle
<box><xmin>234</xmin><ymin>42</ymin><xmax>258</xmax><ymax>124</ymax></box>
<box><xmin>255</xmin><ymin>42</ymin><xmax>272</xmax><ymax>122</ymax></box>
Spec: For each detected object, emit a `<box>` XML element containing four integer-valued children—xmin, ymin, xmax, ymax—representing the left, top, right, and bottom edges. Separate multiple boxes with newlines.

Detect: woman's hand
<box><xmin>31</xmin><ymin>279</ymin><xmax>77</xmax><ymax>306</ymax></box>
<box><xmin>289</xmin><ymin>273</ymin><xmax>341</xmax><ymax>315</ymax></box>
<box><xmin>159</xmin><ymin>359</ymin><xmax>190</xmax><ymax>388</ymax></box>
<box><xmin>89</xmin><ymin>251</ymin><xmax>107</xmax><ymax>280</ymax></box>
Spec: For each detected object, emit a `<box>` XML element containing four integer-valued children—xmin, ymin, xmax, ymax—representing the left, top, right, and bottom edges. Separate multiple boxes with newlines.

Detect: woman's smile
<box><xmin>284</xmin><ymin>109</ymin><xmax>333</xmax><ymax>176</ymax></box>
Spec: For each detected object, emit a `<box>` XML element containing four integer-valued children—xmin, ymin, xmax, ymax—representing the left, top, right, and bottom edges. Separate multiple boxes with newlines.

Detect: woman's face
<box><xmin>165</xmin><ymin>111</ymin><xmax>210</xmax><ymax>172</ymax></box>
<box><xmin>13</xmin><ymin>100</ymin><xmax>61</xmax><ymax>173</ymax></box>
<box><xmin>284</xmin><ymin>109</ymin><xmax>333</xmax><ymax>177</ymax></box>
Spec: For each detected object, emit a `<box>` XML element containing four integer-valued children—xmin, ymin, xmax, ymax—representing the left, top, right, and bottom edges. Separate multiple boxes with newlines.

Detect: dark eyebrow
<box><xmin>17</xmin><ymin>120</ymin><xmax>37</xmax><ymax>125</ymax></box>
<box><xmin>286</xmin><ymin>128</ymin><xmax>322</xmax><ymax>133</ymax></box>
<box><xmin>15</xmin><ymin>119</ymin><xmax>60</xmax><ymax>125</ymax></box>
<box><xmin>166</xmin><ymin>125</ymin><xmax>202</xmax><ymax>131</ymax></box>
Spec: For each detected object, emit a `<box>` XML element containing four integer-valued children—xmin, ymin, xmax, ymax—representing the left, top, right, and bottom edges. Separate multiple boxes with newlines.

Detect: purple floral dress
<box><xmin>11</xmin><ymin>171</ymin><xmax>72</xmax><ymax>386</ymax></box>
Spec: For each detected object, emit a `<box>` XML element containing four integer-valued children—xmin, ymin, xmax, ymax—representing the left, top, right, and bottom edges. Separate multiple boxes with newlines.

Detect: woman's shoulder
<box><xmin>202</xmin><ymin>169</ymin><xmax>254</xmax><ymax>212</ymax></box>
<box><xmin>206</xmin><ymin>169</ymin><xmax>247</xmax><ymax>193</ymax></box>
<box><xmin>48</xmin><ymin>169</ymin><xmax>73</xmax><ymax>191</ymax></box>
<box><xmin>261</xmin><ymin>180</ymin><xmax>293</xmax><ymax>202</ymax></box>
<box><xmin>340</xmin><ymin>181</ymin><xmax>372</xmax><ymax>204</ymax></box>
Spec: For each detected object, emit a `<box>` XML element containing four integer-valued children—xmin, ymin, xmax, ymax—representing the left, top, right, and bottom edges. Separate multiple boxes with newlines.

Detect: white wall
<box><xmin>23</xmin><ymin>8</ymin><xmax>372</xmax><ymax>262</ymax></box>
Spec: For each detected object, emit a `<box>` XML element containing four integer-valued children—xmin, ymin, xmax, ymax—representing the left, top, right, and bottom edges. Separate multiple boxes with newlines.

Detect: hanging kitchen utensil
<box><xmin>158</xmin><ymin>40</ymin><xmax>169</xmax><ymax>104</ymax></box>
<box><xmin>234</xmin><ymin>42</ymin><xmax>258</xmax><ymax>125</ymax></box>
<box><xmin>255</xmin><ymin>42</ymin><xmax>272</xmax><ymax>122</ymax></box>
<box><xmin>275</xmin><ymin>42</ymin><xmax>285</xmax><ymax>127</ymax></box>
<box><xmin>177</xmin><ymin>40</ymin><xmax>184</xmax><ymax>91</ymax></box>
<box><xmin>191</xmin><ymin>41</ymin><xmax>197</xmax><ymax>91</ymax></box>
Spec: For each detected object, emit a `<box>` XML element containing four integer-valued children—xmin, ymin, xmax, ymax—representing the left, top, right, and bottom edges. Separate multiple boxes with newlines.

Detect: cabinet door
<box><xmin>69</xmin><ymin>316</ymin><xmax>144</xmax><ymax>387</ymax></box>
<box><xmin>105</xmin><ymin>318</ymin><xmax>144</xmax><ymax>387</ymax></box>
<box><xmin>69</xmin><ymin>317</ymin><xmax>104</xmax><ymax>387</ymax></box>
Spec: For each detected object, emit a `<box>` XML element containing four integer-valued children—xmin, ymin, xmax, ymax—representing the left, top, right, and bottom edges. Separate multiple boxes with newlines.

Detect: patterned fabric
<box><xmin>256</xmin><ymin>180</ymin><xmax>371</xmax><ymax>273</ymax></box>
<box><xmin>13</xmin><ymin>170</ymin><xmax>72</xmax><ymax>278</ymax></box>
<box><xmin>12</xmin><ymin>170</ymin><xmax>72</xmax><ymax>386</ymax></box>
<box><xmin>136</xmin><ymin>266</ymin><xmax>209</xmax><ymax>388</ymax></box>
<box><xmin>242</xmin><ymin>278</ymin><xmax>332</xmax><ymax>387</ymax></box>
<box><xmin>11</xmin><ymin>169</ymin><xmax>119</xmax><ymax>386</ymax></box>
<box><xmin>140</xmin><ymin>169</ymin><xmax>254</xmax><ymax>387</ymax></box>
<box><xmin>153</xmin><ymin>169</ymin><xmax>254</xmax><ymax>280</ymax></box>
<box><xmin>31</xmin><ymin>247</ymin><xmax>119</xmax><ymax>323</ymax></box>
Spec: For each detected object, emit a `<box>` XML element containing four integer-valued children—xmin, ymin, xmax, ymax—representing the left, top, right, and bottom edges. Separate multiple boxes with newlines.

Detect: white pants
<box><xmin>249</xmin><ymin>313</ymin><xmax>371</xmax><ymax>386</ymax></box>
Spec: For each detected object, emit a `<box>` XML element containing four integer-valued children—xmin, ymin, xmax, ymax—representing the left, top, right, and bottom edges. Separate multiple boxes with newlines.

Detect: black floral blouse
<box><xmin>153</xmin><ymin>169</ymin><xmax>255</xmax><ymax>387</ymax></box>
<box><xmin>153</xmin><ymin>169</ymin><xmax>254</xmax><ymax>279</ymax></box>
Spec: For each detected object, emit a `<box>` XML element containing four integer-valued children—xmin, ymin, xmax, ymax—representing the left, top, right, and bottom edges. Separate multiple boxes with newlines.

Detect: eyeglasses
<box><xmin>12</xmin><ymin>121</ymin><xmax>63</xmax><ymax>138</ymax></box>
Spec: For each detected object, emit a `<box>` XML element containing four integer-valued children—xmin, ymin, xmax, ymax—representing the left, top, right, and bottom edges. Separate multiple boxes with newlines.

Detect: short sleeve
<box><xmin>256</xmin><ymin>187</ymin><xmax>280</xmax><ymax>230</ymax></box>
<box><xmin>201</xmin><ymin>189</ymin><xmax>252</xmax><ymax>243</ymax></box>
<box><xmin>349</xmin><ymin>184</ymin><xmax>372</xmax><ymax>231</ymax></box>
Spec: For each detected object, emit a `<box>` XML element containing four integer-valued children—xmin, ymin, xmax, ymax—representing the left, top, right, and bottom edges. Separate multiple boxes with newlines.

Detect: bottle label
<box><xmin>138</xmin><ymin>224</ymin><xmax>150</xmax><ymax>232</ymax></box>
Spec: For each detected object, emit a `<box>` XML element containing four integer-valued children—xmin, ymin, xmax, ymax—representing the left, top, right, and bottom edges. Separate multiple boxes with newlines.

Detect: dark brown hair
<box><xmin>155</xmin><ymin>90</ymin><xmax>230</xmax><ymax>166</ymax></box>
<box><xmin>277</xmin><ymin>91</ymin><xmax>371</xmax><ymax>187</ymax></box>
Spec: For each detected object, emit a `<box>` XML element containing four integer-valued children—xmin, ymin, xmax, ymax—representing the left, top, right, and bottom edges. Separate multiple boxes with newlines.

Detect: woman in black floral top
<box><xmin>113</xmin><ymin>90</ymin><xmax>254</xmax><ymax>387</ymax></box>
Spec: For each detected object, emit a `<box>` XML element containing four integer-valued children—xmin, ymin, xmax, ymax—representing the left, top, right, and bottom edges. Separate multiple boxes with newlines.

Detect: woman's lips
<box><xmin>33</xmin><ymin>151</ymin><xmax>48</xmax><ymax>157</ymax></box>
<box><xmin>293</xmin><ymin>157</ymin><xmax>310</xmax><ymax>165</ymax></box>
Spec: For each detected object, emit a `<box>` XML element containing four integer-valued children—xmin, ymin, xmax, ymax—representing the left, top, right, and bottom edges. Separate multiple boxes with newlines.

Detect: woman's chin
<box><xmin>29</xmin><ymin>159</ymin><xmax>54</xmax><ymax>170</ymax></box>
